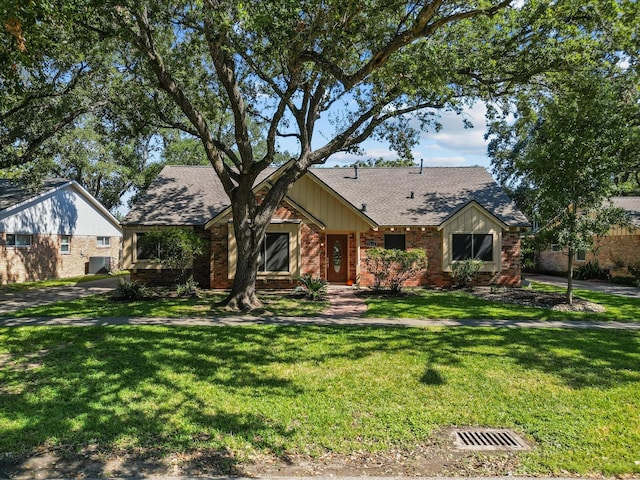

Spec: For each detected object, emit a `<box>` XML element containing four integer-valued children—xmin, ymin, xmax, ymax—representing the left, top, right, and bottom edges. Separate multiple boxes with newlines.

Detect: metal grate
<box><xmin>453</xmin><ymin>428</ymin><xmax>529</xmax><ymax>451</ymax></box>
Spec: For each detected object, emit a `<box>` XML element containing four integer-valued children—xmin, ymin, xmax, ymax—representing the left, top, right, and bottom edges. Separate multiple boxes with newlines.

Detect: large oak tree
<box><xmin>2</xmin><ymin>0</ymin><xmax>634</xmax><ymax>308</ymax></box>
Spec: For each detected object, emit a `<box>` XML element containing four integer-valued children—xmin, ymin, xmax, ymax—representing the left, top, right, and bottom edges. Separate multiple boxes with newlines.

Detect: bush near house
<box><xmin>365</xmin><ymin>247</ymin><xmax>428</xmax><ymax>293</ymax></box>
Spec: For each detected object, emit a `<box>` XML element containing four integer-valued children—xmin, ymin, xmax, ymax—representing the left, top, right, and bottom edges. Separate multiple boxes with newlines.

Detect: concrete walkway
<box><xmin>525</xmin><ymin>273</ymin><xmax>640</xmax><ymax>298</ymax></box>
<box><xmin>321</xmin><ymin>286</ymin><xmax>368</xmax><ymax>317</ymax></box>
<box><xmin>0</xmin><ymin>276</ymin><xmax>125</xmax><ymax>315</ymax></box>
<box><xmin>2</xmin><ymin>314</ymin><xmax>640</xmax><ymax>330</ymax></box>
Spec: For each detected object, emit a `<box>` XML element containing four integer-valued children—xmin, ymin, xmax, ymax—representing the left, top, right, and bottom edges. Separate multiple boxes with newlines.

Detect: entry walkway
<box><xmin>321</xmin><ymin>286</ymin><xmax>368</xmax><ymax>318</ymax></box>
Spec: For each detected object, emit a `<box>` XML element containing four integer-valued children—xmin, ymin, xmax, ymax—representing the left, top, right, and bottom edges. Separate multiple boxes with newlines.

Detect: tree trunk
<box><xmin>225</xmin><ymin>246</ymin><xmax>262</xmax><ymax>311</ymax></box>
<box><xmin>566</xmin><ymin>248</ymin><xmax>574</xmax><ymax>305</ymax></box>
<box><xmin>222</xmin><ymin>182</ymin><xmax>268</xmax><ymax>311</ymax></box>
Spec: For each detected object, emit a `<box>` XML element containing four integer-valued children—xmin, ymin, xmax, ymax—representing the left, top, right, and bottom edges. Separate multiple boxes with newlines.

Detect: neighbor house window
<box><xmin>97</xmin><ymin>236</ymin><xmax>110</xmax><ymax>247</ymax></box>
<box><xmin>384</xmin><ymin>234</ymin><xmax>406</xmax><ymax>250</ymax></box>
<box><xmin>551</xmin><ymin>244</ymin><xmax>561</xmax><ymax>252</ymax></box>
<box><xmin>60</xmin><ymin>235</ymin><xmax>71</xmax><ymax>254</ymax></box>
<box><xmin>258</xmin><ymin>232</ymin><xmax>289</xmax><ymax>272</ymax></box>
<box><xmin>452</xmin><ymin>233</ymin><xmax>493</xmax><ymax>261</ymax></box>
<box><xmin>576</xmin><ymin>249</ymin><xmax>587</xmax><ymax>261</ymax></box>
<box><xmin>6</xmin><ymin>233</ymin><xmax>32</xmax><ymax>247</ymax></box>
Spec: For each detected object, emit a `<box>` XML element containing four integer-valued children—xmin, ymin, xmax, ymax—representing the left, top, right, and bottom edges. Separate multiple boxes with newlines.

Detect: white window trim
<box><xmin>60</xmin><ymin>235</ymin><xmax>71</xmax><ymax>254</ymax></box>
<box><xmin>6</xmin><ymin>233</ymin><xmax>33</xmax><ymax>248</ymax></box>
<box><xmin>97</xmin><ymin>236</ymin><xmax>111</xmax><ymax>247</ymax></box>
<box><xmin>228</xmin><ymin>223</ymin><xmax>301</xmax><ymax>279</ymax></box>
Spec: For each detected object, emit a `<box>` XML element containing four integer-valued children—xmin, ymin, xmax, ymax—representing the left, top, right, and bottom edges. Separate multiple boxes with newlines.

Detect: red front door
<box><xmin>327</xmin><ymin>234</ymin><xmax>348</xmax><ymax>283</ymax></box>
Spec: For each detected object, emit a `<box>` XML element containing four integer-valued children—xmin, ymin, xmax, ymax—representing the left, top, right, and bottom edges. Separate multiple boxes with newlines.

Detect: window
<box><xmin>97</xmin><ymin>236</ymin><xmax>110</xmax><ymax>247</ymax></box>
<box><xmin>452</xmin><ymin>233</ymin><xmax>493</xmax><ymax>261</ymax></box>
<box><xmin>576</xmin><ymin>249</ymin><xmax>587</xmax><ymax>261</ymax></box>
<box><xmin>258</xmin><ymin>232</ymin><xmax>289</xmax><ymax>272</ymax></box>
<box><xmin>551</xmin><ymin>244</ymin><xmax>561</xmax><ymax>252</ymax></box>
<box><xmin>135</xmin><ymin>233</ymin><xmax>156</xmax><ymax>260</ymax></box>
<box><xmin>384</xmin><ymin>234</ymin><xmax>406</xmax><ymax>250</ymax></box>
<box><xmin>6</xmin><ymin>233</ymin><xmax>32</xmax><ymax>247</ymax></box>
<box><xmin>60</xmin><ymin>235</ymin><xmax>71</xmax><ymax>254</ymax></box>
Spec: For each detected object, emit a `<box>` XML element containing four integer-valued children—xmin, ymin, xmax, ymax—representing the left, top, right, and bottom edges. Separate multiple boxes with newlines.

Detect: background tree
<box><xmin>349</xmin><ymin>157</ymin><xmax>416</xmax><ymax>168</ymax></box>
<box><xmin>488</xmin><ymin>71</ymin><xmax>635</xmax><ymax>303</ymax></box>
<box><xmin>3</xmin><ymin>0</ymin><xmax>635</xmax><ymax>309</ymax></box>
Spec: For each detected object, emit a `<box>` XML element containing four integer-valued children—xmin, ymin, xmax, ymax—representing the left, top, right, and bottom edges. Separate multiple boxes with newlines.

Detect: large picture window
<box><xmin>384</xmin><ymin>234</ymin><xmax>406</xmax><ymax>250</ymax></box>
<box><xmin>452</xmin><ymin>233</ymin><xmax>493</xmax><ymax>261</ymax></box>
<box><xmin>135</xmin><ymin>233</ymin><xmax>158</xmax><ymax>260</ymax></box>
<box><xmin>259</xmin><ymin>232</ymin><xmax>289</xmax><ymax>272</ymax></box>
<box><xmin>6</xmin><ymin>233</ymin><xmax>32</xmax><ymax>247</ymax></box>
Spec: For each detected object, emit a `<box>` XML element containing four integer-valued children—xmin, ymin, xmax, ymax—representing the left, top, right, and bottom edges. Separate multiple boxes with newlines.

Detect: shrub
<box><xmin>296</xmin><ymin>275</ymin><xmax>328</xmax><ymax>300</ymax></box>
<box><xmin>365</xmin><ymin>247</ymin><xmax>428</xmax><ymax>293</ymax></box>
<box><xmin>111</xmin><ymin>280</ymin><xmax>149</xmax><ymax>301</ymax></box>
<box><xmin>451</xmin><ymin>259</ymin><xmax>483</xmax><ymax>288</ymax></box>
<box><xmin>137</xmin><ymin>228</ymin><xmax>204</xmax><ymax>284</ymax></box>
<box><xmin>574</xmin><ymin>260</ymin><xmax>609</xmax><ymax>280</ymax></box>
<box><xmin>176</xmin><ymin>276</ymin><xmax>199</xmax><ymax>297</ymax></box>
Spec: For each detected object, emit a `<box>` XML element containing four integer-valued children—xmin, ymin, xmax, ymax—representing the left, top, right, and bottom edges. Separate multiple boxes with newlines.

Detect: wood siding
<box><xmin>287</xmin><ymin>175</ymin><xmax>372</xmax><ymax>232</ymax></box>
<box><xmin>440</xmin><ymin>203</ymin><xmax>504</xmax><ymax>272</ymax></box>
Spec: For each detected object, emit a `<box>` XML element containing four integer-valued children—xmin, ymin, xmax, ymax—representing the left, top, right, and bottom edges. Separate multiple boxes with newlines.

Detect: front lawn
<box><xmin>0</xmin><ymin>291</ymin><xmax>327</xmax><ymax>318</ymax></box>
<box><xmin>363</xmin><ymin>285</ymin><xmax>640</xmax><ymax>322</ymax></box>
<box><xmin>0</xmin><ymin>326</ymin><xmax>638</xmax><ymax>475</ymax></box>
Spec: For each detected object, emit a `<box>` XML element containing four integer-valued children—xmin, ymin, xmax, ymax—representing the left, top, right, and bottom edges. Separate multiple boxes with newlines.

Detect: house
<box><xmin>0</xmin><ymin>179</ymin><xmax>123</xmax><ymax>284</ymax></box>
<box><xmin>537</xmin><ymin>196</ymin><xmax>640</xmax><ymax>276</ymax></box>
<box><xmin>121</xmin><ymin>164</ymin><xmax>530</xmax><ymax>288</ymax></box>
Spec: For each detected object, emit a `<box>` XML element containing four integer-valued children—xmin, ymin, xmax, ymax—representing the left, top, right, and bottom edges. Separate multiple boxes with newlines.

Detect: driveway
<box><xmin>525</xmin><ymin>273</ymin><xmax>640</xmax><ymax>299</ymax></box>
<box><xmin>0</xmin><ymin>276</ymin><xmax>126</xmax><ymax>315</ymax></box>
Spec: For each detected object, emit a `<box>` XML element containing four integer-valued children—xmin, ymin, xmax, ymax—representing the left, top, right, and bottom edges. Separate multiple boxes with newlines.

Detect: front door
<box><xmin>327</xmin><ymin>234</ymin><xmax>348</xmax><ymax>283</ymax></box>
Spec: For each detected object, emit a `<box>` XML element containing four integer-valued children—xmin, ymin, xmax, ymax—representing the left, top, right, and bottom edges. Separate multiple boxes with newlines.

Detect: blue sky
<box><xmin>321</xmin><ymin>103</ymin><xmax>493</xmax><ymax>169</ymax></box>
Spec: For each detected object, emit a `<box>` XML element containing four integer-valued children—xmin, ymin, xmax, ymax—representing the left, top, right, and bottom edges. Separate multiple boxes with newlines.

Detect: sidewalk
<box><xmin>2</xmin><ymin>314</ymin><xmax>640</xmax><ymax>330</ymax></box>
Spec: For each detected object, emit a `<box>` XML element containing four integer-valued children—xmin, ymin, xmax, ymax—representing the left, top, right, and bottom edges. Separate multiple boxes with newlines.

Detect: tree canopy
<box><xmin>2</xmin><ymin>0</ymin><xmax>637</xmax><ymax>308</ymax></box>
<box><xmin>487</xmin><ymin>70</ymin><xmax>637</xmax><ymax>302</ymax></box>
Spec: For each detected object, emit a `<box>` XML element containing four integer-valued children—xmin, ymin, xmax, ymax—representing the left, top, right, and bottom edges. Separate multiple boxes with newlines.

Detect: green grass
<box><xmin>0</xmin><ymin>273</ymin><xmax>128</xmax><ymax>292</ymax></box>
<box><xmin>0</xmin><ymin>326</ymin><xmax>638</xmax><ymax>475</ymax></box>
<box><xmin>0</xmin><ymin>291</ymin><xmax>328</xmax><ymax>318</ymax></box>
<box><xmin>363</xmin><ymin>285</ymin><xmax>640</xmax><ymax>322</ymax></box>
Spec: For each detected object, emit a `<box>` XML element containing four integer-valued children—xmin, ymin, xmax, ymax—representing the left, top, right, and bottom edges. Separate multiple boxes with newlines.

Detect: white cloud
<box><xmin>425</xmin><ymin>156</ymin><xmax>468</xmax><ymax>166</ymax></box>
<box><xmin>418</xmin><ymin>103</ymin><xmax>490</xmax><ymax>156</ymax></box>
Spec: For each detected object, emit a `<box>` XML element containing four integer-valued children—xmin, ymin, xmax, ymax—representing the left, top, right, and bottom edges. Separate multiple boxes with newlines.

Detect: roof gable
<box><xmin>0</xmin><ymin>180</ymin><xmax>122</xmax><ymax>236</ymax></box>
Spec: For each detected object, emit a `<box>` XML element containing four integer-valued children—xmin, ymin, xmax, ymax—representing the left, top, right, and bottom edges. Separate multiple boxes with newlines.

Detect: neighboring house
<box><xmin>537</xmin><ymin>197</ymin><xmax>640</xmax><ymax>276</ymax></box>
<box><xmin>121</xmin><ymin>165</ymin><xmax>530</xmax><ymax>289</ymax></box>
<box><xmin>0</xmin><ymin>179</ymin><xmax>123</xmax><ymax>284</ymax></box>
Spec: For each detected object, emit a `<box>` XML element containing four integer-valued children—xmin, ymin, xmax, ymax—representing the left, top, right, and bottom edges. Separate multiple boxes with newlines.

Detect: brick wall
<box><xmin>538</xmin><ymin>234</ymin><xmax>640</xmax><ymax>277</ymax></box>
<box><xmin>209</xmin><ymin>206</ymin><xmax>324</xmax><ymax>289</ymax></box>
<box><xmin>358</xmin><ymin>228</ymin><xmax>522</xmax><ymax>288</ymax></box>
<box><xmin>0</xmin><ymin>233</ymin><xmax>122</xmax><ymax>284</ymax></box>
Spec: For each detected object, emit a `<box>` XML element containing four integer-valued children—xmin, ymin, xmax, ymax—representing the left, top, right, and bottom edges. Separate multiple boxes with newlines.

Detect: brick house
<box><xmin>537</xmin><ymin>197</ymin><xmax>640</xmax><ymax>276</ymax></box>
<box><xmin>121</xmin><ymin>165</ymin><xmax>530</xmax><ymax>288</ymax></box>
<box><xmin>0</xmin><ymin>179</ymin><xmax>122</xmax><ymax>284</ymax></box>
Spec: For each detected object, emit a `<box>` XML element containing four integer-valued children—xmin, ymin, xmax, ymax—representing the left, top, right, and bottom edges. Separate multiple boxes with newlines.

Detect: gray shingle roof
<box><xmin>310</xmin><ymin>166</ymin><xmax>530</xmax><ymax>227</ymax></box>
<box><xmin>0</xmin><ymin>178</ymin><xmax>71</xmax><ymax>212</ymax></box>
<box><xmin>611</xmin><ymin>197</ymin><xmax>640</xmax><ymax>227</ymax></box>
<box><xmin>122</xmin><ymin>166</ymin><xmax>231</xmax><ymax>225</ymax></box>
<box><xmin>123</xmin><ymin>165</ymin><xmax>530</xmax><ymax>227</ymax></box>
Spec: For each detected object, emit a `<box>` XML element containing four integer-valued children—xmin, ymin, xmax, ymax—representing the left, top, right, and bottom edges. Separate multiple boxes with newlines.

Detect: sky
<box><xmin>321</xmin><ymin>102</ymin><xmax>493</xmax><ymax>170</ymax></box>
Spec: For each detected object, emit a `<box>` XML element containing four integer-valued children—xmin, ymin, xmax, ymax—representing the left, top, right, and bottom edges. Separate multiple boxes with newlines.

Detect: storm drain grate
<box><xmin>452</xmin><ymin>428</ymin><xmax>530</xmax><ymax>451</ymax></box>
